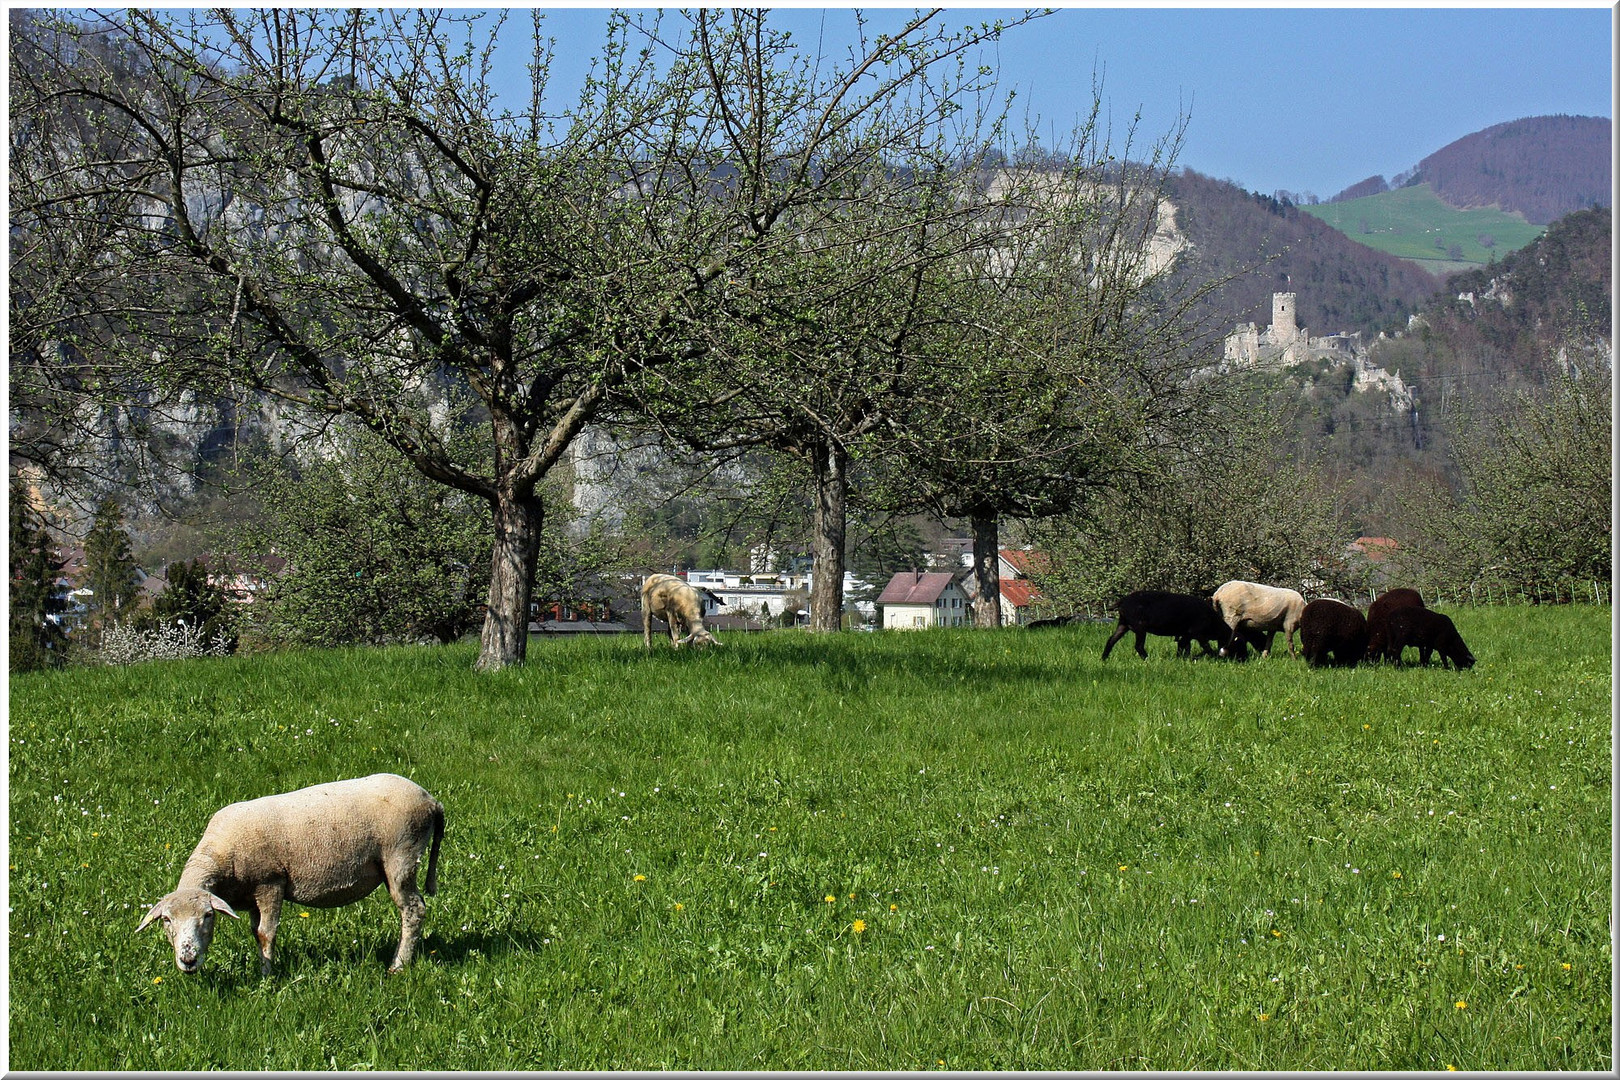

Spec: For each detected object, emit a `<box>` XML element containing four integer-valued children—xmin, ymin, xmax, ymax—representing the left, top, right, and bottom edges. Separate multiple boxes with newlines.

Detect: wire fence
<box><xmin>1400</xmin><ymin>579</ymin><xmax>1611</xmax><ymax>608</ymax></box>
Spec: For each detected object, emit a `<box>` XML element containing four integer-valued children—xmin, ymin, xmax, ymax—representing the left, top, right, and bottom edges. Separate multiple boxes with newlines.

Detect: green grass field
<box><xmin>1303</xmin><ymin>184</ymin><xmax>1545</xmax><ymax>272</ymax></box>
<box><xmin>9</xmin><ymin>605</ymin><xmax>1611</xmax><ymax>1070</ymax></box>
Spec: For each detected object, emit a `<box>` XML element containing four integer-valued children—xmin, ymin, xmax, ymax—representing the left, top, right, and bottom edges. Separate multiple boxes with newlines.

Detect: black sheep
<box><xmin>1299</xmin><ymin>598</ymin><xmax>1369</xmax><ymax>668</ymax></box>
<box><xmin>1365</xmin><ymin>587</ymin><xmax>1425</xmax><ymax>662</ymax></box>
<box><xmin>1101</xmin><ymin>590</ymin><xmax>1240</xmax><ymax>660</ymax></box>
<box><xmin>1385</xmin><ymin>607</ymin><xmax>1475</xmax><ymax>670</ymax></box>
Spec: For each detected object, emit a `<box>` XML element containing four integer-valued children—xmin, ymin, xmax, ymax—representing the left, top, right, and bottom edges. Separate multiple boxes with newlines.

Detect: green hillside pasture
<box><xmin>1303</xmin><ymin>184</ymin><xmax>1545</xmax><ymax>271</ymax></box>
<box><xmin>9</xmin><ymin>605</ymin><xmax>1610</xmax><ymax>1070</ymax></box>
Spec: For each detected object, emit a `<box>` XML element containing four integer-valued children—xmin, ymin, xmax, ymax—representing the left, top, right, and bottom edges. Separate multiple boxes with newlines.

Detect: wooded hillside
<box><xmin>1165</xmin><ymin>169</ymin><xmax>1438</xmax><ymax>339</ymax></box>
<box><xmin>1412</xmin><ymin>115</ymin><xmax>1610</xmax><ymax>225</ymax></box>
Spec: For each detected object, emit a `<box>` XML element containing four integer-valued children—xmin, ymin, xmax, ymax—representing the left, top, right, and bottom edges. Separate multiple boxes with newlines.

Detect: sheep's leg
<box><xmin>642</xmin><ymin>607</ymin><xmax>653</xmax><ymax>649</ymax></box>
<box><xmin>382</xmin><ymin>861</ymin><xmax>426</xmax><ymax>973</ymax></box>
<box><xmin>1100</xmin><ymin>622</ymin><xmax>1128</xmax><ymax>659</ymax></box>
<box><xmin>253</xmin><ymin>884</ymin><xmax>283</xmax><ymax>976</ymax></box>
<box><xmin>1175</xmin><ymin>636</ymin><xmax>1192</xmax><ymax>658</ymax></box>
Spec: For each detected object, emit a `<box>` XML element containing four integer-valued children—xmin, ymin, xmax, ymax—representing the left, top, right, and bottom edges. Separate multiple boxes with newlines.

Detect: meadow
<box><xmin>1302</xmin><ymin>184</ymin><xmax>1545</xmax><ymax>271</ymax></box>
<box><xmin>8</xmin><ymin>604</ymin><xmax>1611</xmax><ymax>1070</ymax></box>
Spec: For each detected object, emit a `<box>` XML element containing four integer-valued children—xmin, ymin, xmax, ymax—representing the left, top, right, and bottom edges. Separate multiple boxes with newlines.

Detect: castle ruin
<box><xmin>1222</xmin><ymin>292</ymin><xmax>1414</xmax><ymax>413</ymax></box>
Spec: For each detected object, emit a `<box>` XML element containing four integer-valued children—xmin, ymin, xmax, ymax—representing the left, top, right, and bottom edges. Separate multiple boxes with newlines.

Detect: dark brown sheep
<box><xmin>1299</xmin><ymin>598</ymin><xmax>1369</xmax><ymax>668</ymax></box>
<box><xmin>1101</xmin><ymin>590</ymin><xmax>1240</xmax><ymax>660</ymax></box>
<box><xmin>1385</xmin><ymin>607</ymin><xmax>1475</xmax><ymax>670</ymax></box>
<box><xmin>1365</xmin><ymin>588</ymin><xmax>1425</xmax><ymax>662</ymax></box>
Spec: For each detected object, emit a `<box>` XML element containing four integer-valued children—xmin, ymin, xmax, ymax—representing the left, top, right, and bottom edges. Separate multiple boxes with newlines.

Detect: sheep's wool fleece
<box><xmin>193</xmin><ymin>774</ymin><xmax>438</xmax><ymax>906</ymax></box>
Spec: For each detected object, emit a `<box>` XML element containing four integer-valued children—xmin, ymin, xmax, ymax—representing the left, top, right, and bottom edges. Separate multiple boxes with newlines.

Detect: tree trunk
<box><xmin>971</xmin><ymin>509</ymin><xmax>1003</xmax><ymax>628</ymax></box>
<box><xmin>808</xmin><ymin>441</ymin><xmax>848</xmax><ymax>633</ymax></box>
<box><xmin>475</xmin><ymin>490</ymin><xmax>544</xmax><ymax>670</ymax></box>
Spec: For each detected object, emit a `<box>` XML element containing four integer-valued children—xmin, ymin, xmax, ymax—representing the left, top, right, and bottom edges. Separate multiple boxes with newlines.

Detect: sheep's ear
<box><xmin>135</xmin><ymin>899</ymin><xmax>170</xmax><ymax>933</ymax></box>
<box><xmin>206</xmin><ymin>892</ymin><xmax>239</xmax><ymax>919</ymax></box>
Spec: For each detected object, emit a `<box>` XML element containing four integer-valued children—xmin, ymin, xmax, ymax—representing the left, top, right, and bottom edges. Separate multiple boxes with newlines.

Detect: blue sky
<box><xmin>480</xmin><ymin>5</ymin><xmax>1612</xmax><ymax>200</ymax></box>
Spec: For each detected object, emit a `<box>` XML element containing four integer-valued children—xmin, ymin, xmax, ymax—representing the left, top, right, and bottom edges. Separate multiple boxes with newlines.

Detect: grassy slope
<box><xmin>1302</xmin><ymin>184</ymin><xmax>1545</xmax><ymax>271</ymax></box>
<box><xmin>9</xmin><ymin>606</ymin><xmax>1611</xmax><ymax>1070</ymax></box>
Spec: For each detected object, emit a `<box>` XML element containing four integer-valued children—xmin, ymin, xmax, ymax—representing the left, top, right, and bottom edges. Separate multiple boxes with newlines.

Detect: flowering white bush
<box><xmin>97</xmin><ymin>620</ymin><xmax>233</xmax><ymax>665</ymax></box>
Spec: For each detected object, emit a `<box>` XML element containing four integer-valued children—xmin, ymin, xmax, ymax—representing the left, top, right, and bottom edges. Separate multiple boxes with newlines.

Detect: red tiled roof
<box><xmin>999</xmin><ymin>579</ymin><xmax>1043</xmax><ymax>608</ymax></box>
<box><xmin>999</xmin><ymin>549</ymin><xmax>1050</xmax><ymax>577</ymax></box>
<box><xmin>877</xmin><ymin>571</ymin><xmax>958</xmax><ymax>605</ymax></box>
<box><xmin>1348</xmin><ymin>537</ymin><xmax>1399</xmax><ymax>562</ymax></box>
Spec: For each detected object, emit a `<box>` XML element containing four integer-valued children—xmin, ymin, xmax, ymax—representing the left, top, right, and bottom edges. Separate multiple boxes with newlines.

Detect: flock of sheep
<box><xmin>1097</xmin><ymin>580</ymin><xmax>1476</xmax><ymax>670</ymax></box>
<box><xmin>138</xmin><ymin>576</ymin><xmax>1474</xmax><ymax>977</ymax></box>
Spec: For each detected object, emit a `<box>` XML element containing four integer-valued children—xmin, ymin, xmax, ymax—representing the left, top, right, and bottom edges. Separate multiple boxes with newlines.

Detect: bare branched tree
<box><xmin>11</xmin><ymin>7</ymin><xmax>1045</xmax><ymax>665</ymax></box>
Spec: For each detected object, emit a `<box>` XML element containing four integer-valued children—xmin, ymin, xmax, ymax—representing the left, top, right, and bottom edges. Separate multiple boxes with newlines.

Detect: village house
<box><xmin>959</xmin><ymin>548</ymin><xmax>1051</xmax><ymax>626</ymax></box>
<box><xmin>877</xmin><ymin>570</ymin><xmax>971</xmax><ymax>629</ymax></box>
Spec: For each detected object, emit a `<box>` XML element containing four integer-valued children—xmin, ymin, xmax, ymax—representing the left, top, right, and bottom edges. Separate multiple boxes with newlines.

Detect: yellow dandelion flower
<box><xmin>633</xmin><ymin>874</ymin><xmax>646</xmax><ymax>882</ymax></box>
<box><xmin>769</xmin><ymin>827</ymin><xmax>777</xmax><ymax>832</ymax></box>
<box><xmin>849</xmin><ymin>892</ymin><xmax>856</xmax><ymax>899</ymax></box>
<box><xmin>674</xmin><ymin>903</ymin><xmax>685</xmax><ymax>912</ymax></box>
<box><xmin>1271</xmin><ymin>929</ymin><xmax>1282</xmax><ymax>938</ymax></box>
<box><xmin>1562</xmin><ymin>963</ymin><xmax>1572</xmax><ymax>970</ymax></box>
<box><xmin>1392</xmin><ymin>871</ymin><xmax>1403</xmax><ymax>879</ymax></box>
<box><xmin>82</xmin><ymin>862</ymin><xmax>89</xmax><ymax>868</ymax></box>
<box><xmin>1363</xmin><ymin>723</ymin><xmax>1370</xmax><ymax>730</ymax></box>
<box><xmin>1257</xmin><ymin>1013</ymin><xmax>1269</xmax><ymax>1022</ymax></box>
<box><xmin>1446</xmin><ymin>1065</ymin><xmax>1457</xmax><ymax>1072</ymax></box>
<box><xmin>890</xmin><ymin>904</ymin><xmax>898</xmax><ymax>913</ymax></box>
<box><xmin>299</xmin><ymin>912</ymin><xmax>310</xmax><ymax>918</ymax></box>
<box><xmin>852</xmin><ymin>919</ymin><xmax>867</xmax><ymax>934</ymax></box>
<box><xmin>1118</xmin><ymin>864</ymin><xmax>1128</xmax><ymax>872</ymax></box>
<box><xmin>153</xmin><ymin>977</ymin><xmax>163</xmax><ymax>984</ymax></box>
<box><xmin>825</xmin><ymin>895</ymin><xmax>837</xmax><ymax>904</ymax></box>
<box><xmin>1454</xmin><ymin>1000</ymin><xmax>1467</xmax><ymax>1009</ymax></box>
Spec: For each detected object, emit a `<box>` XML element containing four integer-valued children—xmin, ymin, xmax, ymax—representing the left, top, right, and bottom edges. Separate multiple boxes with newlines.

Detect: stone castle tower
<box><xmin>1272</xmin><ymin>292</ymin><xmax>1298</xmax><ymax>346</ymax></box>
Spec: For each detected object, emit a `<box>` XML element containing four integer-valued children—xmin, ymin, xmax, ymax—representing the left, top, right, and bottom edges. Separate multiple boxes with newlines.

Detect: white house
<box><xmin>683</xmin><ymin>568</ymin><xmax>873</xmax><ymax>624</ymax></box>
<box><xmin>877</xmin><ymin>571</ymin><xmax>971</xmax><ymax>629</ymax></box>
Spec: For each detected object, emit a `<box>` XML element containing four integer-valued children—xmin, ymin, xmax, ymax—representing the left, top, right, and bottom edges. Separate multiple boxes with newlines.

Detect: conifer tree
<box><xmin>81</xmin><ymin>496</ymin><xmax>140</xmax><ymax>645</ymax></box>
<box><xmin>9</xmin><ymin>479</ymin><xmax>70</xmax><ymax>670</ymax></box>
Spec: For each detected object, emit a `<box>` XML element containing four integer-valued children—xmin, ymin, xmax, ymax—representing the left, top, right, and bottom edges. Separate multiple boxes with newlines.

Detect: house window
<box><xmin>913</xmin><ymin>616</ymin><xmax>926</xmax><ymax>627</ymax></box>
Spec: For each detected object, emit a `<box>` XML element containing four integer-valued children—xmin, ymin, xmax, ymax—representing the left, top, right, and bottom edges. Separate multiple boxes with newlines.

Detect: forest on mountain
<box><xmin>1409</xmin><ymin>115</ymin><xmax>1610</xmax><ymax>225</ymax></box>
<box><xmin>1328</xmin><ymin>175</ymin><xmax>1390</xmax><ymax>203</ymax></box>
<box><xmin>1164</xmin><ymin>168</ymin><xmax>1438</xmax><ymax>339</ymax></box>
<box><xmin>1267</xmin><ymin>205</ymin><xmax>1611</xmax><ymax>538</ymax></box>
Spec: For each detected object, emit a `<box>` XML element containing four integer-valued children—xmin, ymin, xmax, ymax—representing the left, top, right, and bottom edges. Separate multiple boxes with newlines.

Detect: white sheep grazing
<box><xmin>1212</xmin><ymin>580</ymin><xmax>1308</xmax><ymax>658</ymax></box>
<box><xmin>641</xmin><ymin>573</ymin><xmax>719</xmax><ymax>649</ymax></box>
<box><xmin>136</xmin><ymin>773</ymin><xmax>444</xmax><ymax>975</ymax></box>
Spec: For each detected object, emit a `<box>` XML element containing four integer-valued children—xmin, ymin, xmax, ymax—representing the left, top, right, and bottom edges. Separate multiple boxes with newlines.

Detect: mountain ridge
<box><xmin>1325</xmin><ymin>114</ymin><xmax>1610</xmax><ymax>225</ymax></box>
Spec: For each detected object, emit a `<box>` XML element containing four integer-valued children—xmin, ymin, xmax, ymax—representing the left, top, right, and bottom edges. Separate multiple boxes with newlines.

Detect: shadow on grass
<box><xmin>191</xmin><ymin>924</ymin><xmax>556</xmax><ymax>991</ymax></box>
<box><xmin>597</xmin><ymin>627</ymin><xmax>1237</xmax><ymax>688</ymax></box>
